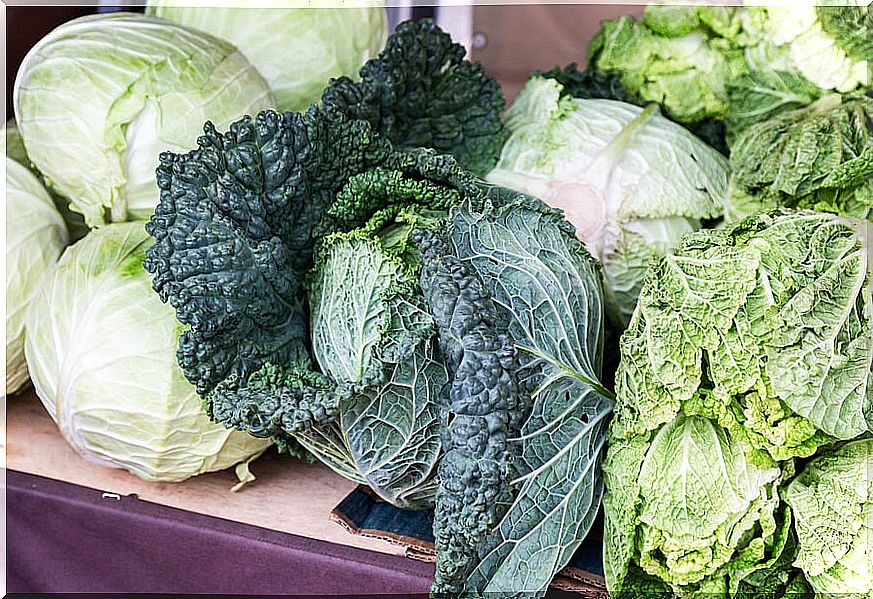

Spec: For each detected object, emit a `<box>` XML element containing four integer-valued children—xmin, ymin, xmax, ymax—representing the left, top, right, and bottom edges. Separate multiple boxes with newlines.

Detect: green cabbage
<box><xmin>13</xmin><ymin>12</ymin><xmax>275</xmax><ymax>228</ymax></box>
<box><xmin>785</xmin><ymin>439</ymin><xmax>873</xmax><ymax>597</ymax></box>
<box><xmin>487</xmin><ymin>76</ymin><xmax>728</xmax><ymax>326</ymax></box>
<box><xmin>588</xmin><ymin>4</ymin><xmax>871</xmax><ymax>130</ymax></box>
<box><xmin>24</xmin><ymin>222</ymin><xmax>271</xmax><ymax>481</ymax></box>
<box><xmin>604</xmin><ymin>210</ymin><xmax>871</xmax><ymax>597</ymax></box>
<box><xmin>146</xmin><ymin>1</ymin><xmax>388</xmax><ymax>112</ymax></box>
<box><xmin>5</xmin><ymin>156</ymin><xmax>68</xmax><ymax>395</ymax></box>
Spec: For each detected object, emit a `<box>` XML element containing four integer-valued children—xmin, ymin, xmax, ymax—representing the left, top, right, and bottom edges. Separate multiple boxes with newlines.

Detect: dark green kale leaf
<box><xmin>416</xmin><ymin>228</ymin><xmax>522</xmax><ymax>595</ymax></box>
<box><xmin>144</xmin><ymin>107</ymin><xmax>393</xmax><ymax>395</ymax></box>
<box><xmin>321</xmin><ymin>18</ymin><xmax>507</xmax><ymax>176</ymax></box>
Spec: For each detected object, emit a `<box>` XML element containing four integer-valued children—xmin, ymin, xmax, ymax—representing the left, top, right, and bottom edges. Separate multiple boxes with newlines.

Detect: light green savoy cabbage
<box><xmin>785</xmin><ymin>439</ymin><xmax>873</xmax><ymax>597</ymax></box>
<box><xmin>589</xmin><ymin>3</ymin><xmax>870</xmax><ymax>130</ymax></box>
<box><xmin>146</xmin><ymin>1</ymin><xmax>388</xmax><ymax>112</ymax></box>
<box><xmin>487</xmin><ymin>76</ymin><xmax>728</xmax><ymax>326</ymax></box>
<box><xmin>604</xmin><ymin>210</ymin><xmax>871</xmax><ymax>597</ymax></box>
<box><xmin>13</xmin><ymin>13</ymin><xmax>275</xmax><ymax>227</ymax></box>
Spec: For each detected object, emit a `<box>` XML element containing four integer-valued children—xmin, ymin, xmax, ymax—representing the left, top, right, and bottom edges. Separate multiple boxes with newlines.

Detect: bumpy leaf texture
<box><xmin>195</xmin><ymin>151</ymin><xmax>479</xmax><ymax>507</ymax></box>
<box><xmin>144</xmin><ymin>107</ymin><xmax>392</xmax><ymax>395</ymax></box>
<box><xmin>728</xmin><ymin>94</ymin><xmax>873</xmax><ymax>220</ymax></box>
<box><xmin>604</xmin><ymin>210</ymin><xmax>872</xmax><ymax>597</ymax></box>
<box><xmin>422</xmin><ymin>193</ymin><xmax>614</xmax><ymax>597</ymax></box>
<box><xmin>785</xmin><ymin>438</ymin><xmax>873</xmax><ymax>597</ymax></box>
<box><xmin>321</xmin><ymin>18</ymin><xmax>506</xmax><ymax>176</ymax></box>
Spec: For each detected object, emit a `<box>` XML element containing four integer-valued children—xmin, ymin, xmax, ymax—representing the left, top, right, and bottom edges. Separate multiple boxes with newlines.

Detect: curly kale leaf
<box><xmin>538</xmin><ymin>62</ymin><xmax>729</xmax><ymax>155</ymax></box>
<box><xmin>449</xmin><ymin>195</ymin><xmax>614</xmax><ymax>596</ymax></box>
<box><xmin>144</xmin><ymin>108</ymin><xmax>392</xmax><ymax>394</ymax></box>
<box><xmin>208</xmin><ymin>362</ymin><xmax>350</xmax><ymax>438</ymax></box>
<box><xmin>417</xmin><ymin>229</ymin><xmax>521</xmax><ymax>595</ymax></box>
<box><xmin>321</xmin><ymin>18</ymin><xmax>506</xmax><ymax>176</ymax></box>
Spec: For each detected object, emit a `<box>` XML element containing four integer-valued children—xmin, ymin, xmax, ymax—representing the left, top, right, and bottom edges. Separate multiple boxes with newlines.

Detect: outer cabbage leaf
<box><xmin>5</xmin><ymin>156</ymin><xmax>69</xmax><ymax>394</ymax></box>
<box><xmin>537</xmin><ymin>63</ymin><xmax>729</xmax><ymax>155</ymax></box>
<box><xmin>613</xmin><ymin>210</ymin><xmax>870</xmax><ymax>454</ymax></box>
<box><xmin>426</xmin><ymin>193</ymin><xmax>613</xmax><ymax>596</ymax></box>
<box><xmin>14</xmin><ymin>13</ymin><xmax>275</xmax><ymax>227</ymax></box>
<box><xmin>488</xmin><ymin>77</ymin><xmax>727</xmax><ymax>326</ymax></box>
<box><xmin>146</xmin><ymin>1</ymin><xmax>388</xmax><ymax>112</ymax></box>
<box><xmin>728</xmin><ymin>94</ymin><xmax>872</xmax><ymax>220</ymax></box>
<box><xmin>299</xmin><ymin>233</ymin><xmax>447</xmax><ymax>508</ymax></box>
<box><xmin>785</xmin><ymin>439</ymin><xmax>873</xmax><ymax>597</ymax></box>
<box><xmin>321</xmin><ymin>18</ymin><xmax>506</xmax><ymax>176</ymax></box>
<box><xmin>25</xmin><ymin>222</ymin><xmax>271</xmax><ymax>481</ymax></box>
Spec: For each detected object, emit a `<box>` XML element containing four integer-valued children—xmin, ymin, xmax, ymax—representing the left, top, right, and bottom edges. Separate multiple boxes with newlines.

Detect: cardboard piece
<box><xmin>331</xmin><ymin>485</ymin><xmax>607</xmax><ymax>596</ymax></box>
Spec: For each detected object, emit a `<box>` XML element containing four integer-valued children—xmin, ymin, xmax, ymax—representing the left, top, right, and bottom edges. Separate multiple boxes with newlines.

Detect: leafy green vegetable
<box><xmin>727</xmin><ymin>94</ymin><xmax>872</xmax><ymax>221</ymax></box>
<box><xmin>488</xmin><ymin>76</ymin><xmax>728</xmax><ymax>326</ymax></box>
<box><xmin>13</xmin><ymin>12</ymin><xmax>275</xmax><ymax>228</ymax></box>
<box><xmin>587</xmin><ymin>13</ymin><xmax>748</xmax><ymax>125</ymax></box>
<box><xmin>430</xmin><ymin>194</ymin><xmax>613</xmax><ymax>596</ymax></box>
<box><xmin>588</xmin><ymin>4</ymin><xmax>870</xmax><ymax>133</ymax></box>
<box><xmin>536</xmin><ymin>63</ymin><xmax>729</xmax><ymax>155</ymax></box>
<box><xmin>146</xmin><ymin>2</ymin><xmax>388</xmax><ymax>112</ymax></box>
<box><xmin>604</xmin><ymin>210</ymin><xmax>872</xmax><ymax>597</ymax></box>
<box><xmin>5</xmin><ymin>155</ymin><xmax>68</xmax><ymax>395</ymax></box>
<box><xmin>25</xmin><ymin>222</ymin><xmax>271</xmax><ymax>481</ymax></box>
<box><xmin>321</xmin><ymin>18</ymin><xmax>506</xmax><ymax>176</ymax></box>
<box><xmin>785</xmin><ymin>439</ymin><xmax>873</xmax><ymax>597</ymax></box>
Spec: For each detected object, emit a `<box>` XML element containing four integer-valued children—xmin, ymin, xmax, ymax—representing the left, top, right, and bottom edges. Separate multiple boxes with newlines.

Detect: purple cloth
<box><xmin>7</xmin><ymin>470</ymin><xmax>434</xmax><ymax>595</ymax></box>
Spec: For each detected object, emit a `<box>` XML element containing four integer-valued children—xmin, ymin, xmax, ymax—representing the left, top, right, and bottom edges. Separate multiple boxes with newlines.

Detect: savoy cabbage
<box><xmin>145</xmin><ymin>19</ymin><xmax>610</xmax><ymax>595</ymax></box>
<box><xmin>604</xmin><ymin>210</ymin><xmax>871</xmax><ymax>597</ymax></box>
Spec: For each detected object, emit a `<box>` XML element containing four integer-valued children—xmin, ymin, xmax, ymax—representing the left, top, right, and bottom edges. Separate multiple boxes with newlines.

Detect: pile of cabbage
<box><xmin>5</xmin><ymin>6</ymin><xmax>387</xmax><ymax>481</ymax></box>
<box><xmin>4</xmin><ymin>2</ymin><xmax>871</xmax><ymax>597</ymax></box>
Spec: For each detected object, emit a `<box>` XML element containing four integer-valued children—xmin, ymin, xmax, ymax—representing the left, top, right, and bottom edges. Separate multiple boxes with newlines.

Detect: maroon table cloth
<box><xmin>6</xmin><ymin>470</ymin><xmax>434</xmax><ymax>596</ymax></box>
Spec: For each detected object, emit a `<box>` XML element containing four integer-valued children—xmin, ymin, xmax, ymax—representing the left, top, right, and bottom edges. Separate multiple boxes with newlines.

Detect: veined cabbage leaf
<box><xmin>488</xmin><ymin>76</ymin><xmax>728</xmax><ymax>326</ymax></box>
<box><xmin>5</xmin><ymin>156</ymin><xmax>68</xmax><ymax>394</ymax></box>
<box><xmin>14</xmin><ymin>12</ymin><xmax>275</xmax><ymax>227</ymax></box>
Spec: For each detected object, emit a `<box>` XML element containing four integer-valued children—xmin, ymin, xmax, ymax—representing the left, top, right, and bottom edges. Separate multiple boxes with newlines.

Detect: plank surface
<box><xmin>5</xmin><ymin>388</ymin><xmax>407</xmax><ymax>557</ymax></box>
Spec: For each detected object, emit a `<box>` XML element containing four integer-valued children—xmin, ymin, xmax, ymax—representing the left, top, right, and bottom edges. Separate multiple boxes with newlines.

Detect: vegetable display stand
<box><xmin>5</xmin><ymin>390</ymin><xmax>433</xmax><ymax>595</ymax></box>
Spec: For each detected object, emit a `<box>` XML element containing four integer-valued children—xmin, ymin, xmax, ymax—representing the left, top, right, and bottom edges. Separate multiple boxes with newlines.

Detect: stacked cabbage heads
<box><xmin>604</xmin><ymin>211</ymin><xmax>871</xmax><ymax>597</ymax></box>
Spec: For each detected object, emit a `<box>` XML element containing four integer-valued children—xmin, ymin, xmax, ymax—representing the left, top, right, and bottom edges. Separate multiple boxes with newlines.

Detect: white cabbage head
<box><xmin>5</xmin><ymin>155</ymin><xmax>69</xmax><ymax>395</ymax></box>
<box><xmin>488</xmin><ymin>77</ymin><xmax>728</xmax><ymax>325</ymax></box>
<box><xmin>24</xmin><ymin>222</ymin><xmax>271</xmax><ymax>481</ymax></box>
<box><xmin>146</xmin><ymin>0</ymin><xmax>388</xmax><ymax>112</ymax></box>
<box><xmin>13</xmin><ymin>13</ymin><xmax>275</xmax><ymax>228</ymax></box>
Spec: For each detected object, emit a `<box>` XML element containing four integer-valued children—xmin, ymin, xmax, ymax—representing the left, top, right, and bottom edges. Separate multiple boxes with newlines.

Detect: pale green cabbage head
<box><xmin>13</xmin><ymin>12</ymin><xmax>275</xmax><ymax>228</ymax></box>
<box><xmin>487</xmin><ymin>77</ymin><xmax>728</xmax><ymax>325</ymax></box>
<box><xmin>24</xmin><ymin>222</ymin><xmax>271</xmax><ymax>481</ymax></box>
<box><xmin>5</xmin><ymin>155</ymin><xmax>69</xmax><ymax>395</ymax></box>
<box><xmin>146</xmin><ymin>1</ymin><xmax>388</xmax><ymax>112</ymax></box>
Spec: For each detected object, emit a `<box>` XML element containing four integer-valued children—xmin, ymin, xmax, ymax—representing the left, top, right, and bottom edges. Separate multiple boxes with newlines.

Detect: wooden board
<box><xmin>5</xmin><ymin>388</ymin><xmax>406</xmax><ymax>557</ymax></box>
